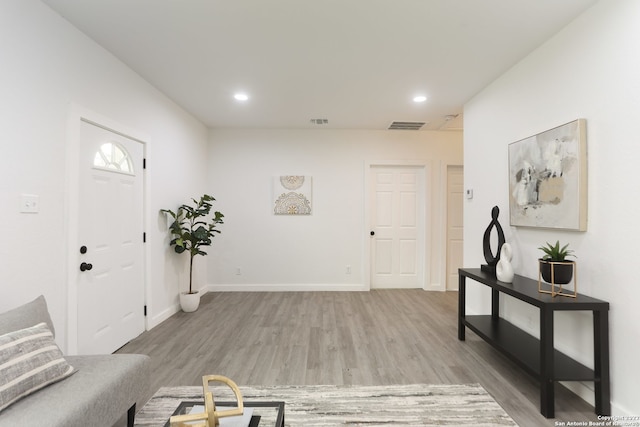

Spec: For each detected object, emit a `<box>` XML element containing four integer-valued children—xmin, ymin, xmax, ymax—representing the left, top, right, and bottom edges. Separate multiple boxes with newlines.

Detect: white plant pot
<box><xmin>179</xmin><ymin>291</ymin><xmax>200</xmax><ymax>313</ymax></box>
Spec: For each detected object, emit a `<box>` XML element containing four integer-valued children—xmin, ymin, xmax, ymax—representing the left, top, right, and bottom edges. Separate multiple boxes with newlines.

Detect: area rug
<box><xmin>134</xmin><ymin>383</ymin><xmax>517</xmax><ymax>426</ymax></box>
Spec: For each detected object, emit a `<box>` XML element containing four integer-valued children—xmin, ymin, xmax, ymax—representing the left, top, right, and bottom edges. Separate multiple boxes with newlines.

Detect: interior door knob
<box><xmin>370</xmin><ymin>231</ymin><xmax>375</xmax><ymax>236</ymax></box>
<box><xmin>80</xmin><ymin>262</ymin><xmax>93</xmax><ymax>272</ymax></box>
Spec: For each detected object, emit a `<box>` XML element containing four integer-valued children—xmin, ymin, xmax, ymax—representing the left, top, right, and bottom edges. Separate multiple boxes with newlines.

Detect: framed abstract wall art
<box><xmin>508</xmin><ymin>119</ymin><xmax>587</xmax><ymax>231</ymax></box>
<box><xmin>273</xmin><ymin>175</ymin><xmax>312</xmax><ymax>215</ymax></box>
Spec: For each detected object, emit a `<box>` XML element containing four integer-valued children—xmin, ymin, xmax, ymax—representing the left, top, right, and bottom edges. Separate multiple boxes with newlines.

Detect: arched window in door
<box><xmin>93</xmin><ymin>142</ymin><xmax>134</xmax><ymax>175</ymax></box>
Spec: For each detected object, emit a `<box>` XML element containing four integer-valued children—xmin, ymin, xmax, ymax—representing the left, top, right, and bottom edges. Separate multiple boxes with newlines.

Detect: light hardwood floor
<box><xmin>117</xmin><ymin>290</ymin><xmax>599</xmax><ymax>426</ymax></box>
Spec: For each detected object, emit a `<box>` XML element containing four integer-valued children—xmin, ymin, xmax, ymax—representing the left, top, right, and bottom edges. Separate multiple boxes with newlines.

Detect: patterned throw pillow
<box><xmin>0</xmin><ymin>322</ymin><xmax>75</xmax><ymax>412</ymax></box>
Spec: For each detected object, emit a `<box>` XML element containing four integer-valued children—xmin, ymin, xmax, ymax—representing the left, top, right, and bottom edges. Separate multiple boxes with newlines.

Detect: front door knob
<box><xmin>80</xmin><ymin>262</ymin><xmax>93</xmax><ymax>272</ymax></box>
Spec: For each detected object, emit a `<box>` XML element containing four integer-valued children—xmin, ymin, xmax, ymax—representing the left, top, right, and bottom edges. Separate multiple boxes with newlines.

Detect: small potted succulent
<box><xmin>161</xmin><ymin>194</ymin><xmax>224</xmax><ymax>312</ymax></box>
<box><xmin>538</xmin><ymin>240</ymin><xmax>576</xmax><ymax>284</ymax></box>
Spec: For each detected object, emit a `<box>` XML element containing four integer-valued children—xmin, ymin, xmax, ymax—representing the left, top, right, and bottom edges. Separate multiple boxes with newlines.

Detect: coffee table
<box><xmin>164</xmin><ymin>401</ymin><xmax>285</xmax><ymax>427</ymax></box>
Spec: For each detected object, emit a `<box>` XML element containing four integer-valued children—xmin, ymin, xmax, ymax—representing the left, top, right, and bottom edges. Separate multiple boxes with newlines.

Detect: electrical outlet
<box><xmin>20</xmin><ymin>194</ymin><xmax>39</xmax><ymax>213</ymax></box>
<box><xmin>346</xmin><ymin>265</ymin><xmax>351</xmax><ymax>274</ymax></box>
<box><xmin>236</xmin><ymin>268</ymin><xmax>241</xmax><ymax>275</ymax></box>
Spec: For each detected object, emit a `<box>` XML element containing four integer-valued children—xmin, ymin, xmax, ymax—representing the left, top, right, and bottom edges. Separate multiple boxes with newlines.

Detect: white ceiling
<box><xmin>42</xmin><ymin>0</ymin><xmax>597</xmax><ymax>131</ymax></box>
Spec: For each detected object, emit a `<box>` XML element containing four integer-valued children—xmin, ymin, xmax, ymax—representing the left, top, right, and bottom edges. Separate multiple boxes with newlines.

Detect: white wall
<box><xmin>207</xmin><ymin>129</ymin><xmax>462</xmax><ymax>291</ymax></box>
<box><xmin>0</xmin><ymin>0</ymin><xmax>209</xmax><ymax>351</ymax></box>
<box><xmin>464</xmin><ymin>0</ymin><xmax>639</xmax><ymax>416</ymax></box>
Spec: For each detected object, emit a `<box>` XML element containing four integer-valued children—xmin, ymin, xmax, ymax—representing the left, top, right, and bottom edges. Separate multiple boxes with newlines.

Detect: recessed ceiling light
<box><xmin>413</xmin><ymin>95</ymin><xmax>427</xmax><ymax>103</ymax></box>
<box><xmin>234</xmin><ymin>93</ymin><xmax>249</xmax><ymax>101</ymax></box>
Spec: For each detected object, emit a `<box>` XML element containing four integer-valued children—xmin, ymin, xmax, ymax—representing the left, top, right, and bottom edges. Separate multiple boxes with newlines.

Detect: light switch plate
<box><xmin>21</xmin><ymin>194</ymin><xmax>39</xmax><ymax>213</ymax></box>
<box><xmin>465</xmin><ymin>189</ymin><xmax>473</xmax><ymax>199</ymax></box>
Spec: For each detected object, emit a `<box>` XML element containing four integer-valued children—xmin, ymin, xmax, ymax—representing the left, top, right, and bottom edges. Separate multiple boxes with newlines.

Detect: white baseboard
<box><xmin>560</xmin><ymin>381</ymin><xmax>594</xmax><ymax>408</ymax></box>
<box><xmin>147</xmin><ymin>303</ymin><xmax>179</xmax><ymax>329</ymax></box>
<box><xmin>560</xmin><ymin>381</ymin><xmax>634</xmax><ymax>416</ymax></box>
<box><xmin>206</xmin><ymin>283</ymin><xmax>369</xmax><ymax>292</ymax></box>
<box><xmin>424</xmin><ymin>282</ymin><xmax>446</xmax><ymax>291</ymax></box>
<box><xmin>146</xmin><ymin>288</ymin><xmax>211</xmax><ymax>330</ymax></box>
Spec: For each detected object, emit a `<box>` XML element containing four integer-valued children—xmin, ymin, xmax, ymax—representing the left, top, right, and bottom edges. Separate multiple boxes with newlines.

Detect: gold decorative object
<box><xmin>170</xmin><ymin>375</ymin><xmax>244</xmax><ymax>427</ymax></box>
<box><xmin>538</xmin><ymin>260</ymin><xmax>577</xmax><ymax>298</ymax></box>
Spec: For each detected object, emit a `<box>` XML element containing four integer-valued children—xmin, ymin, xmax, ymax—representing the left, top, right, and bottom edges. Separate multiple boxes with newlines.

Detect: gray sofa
<box><xmin>0</xmin><ymin>296</ymin><xmax>150</xmax><ymax>427</ymax></box>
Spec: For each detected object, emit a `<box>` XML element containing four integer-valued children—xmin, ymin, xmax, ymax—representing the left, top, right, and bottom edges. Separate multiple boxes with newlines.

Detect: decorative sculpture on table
<box><xmin>170</xmin><ymin>375</ymin><xmax>244</xmax><ymax>427</ymax></box>
<box><xmin>481</xmin><ymin>206</ymin><xmax>506</xmax><ymax>275</ymax></box>
<box><xmin>496</xmin><ymin>243</ymin><xmax>514</xmax><ymax>283</ymax></box>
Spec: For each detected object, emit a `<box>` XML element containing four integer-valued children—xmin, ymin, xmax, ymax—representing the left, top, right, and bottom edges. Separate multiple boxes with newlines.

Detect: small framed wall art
<box><xmin>273</xmin><ymin>175</ymin><xmax>312</xmax><ymax>215</ymax></box>
<box><xmin>508</xmin><ymin>119</ymin><xmax>587</xmax><ymax>231</ymax></box>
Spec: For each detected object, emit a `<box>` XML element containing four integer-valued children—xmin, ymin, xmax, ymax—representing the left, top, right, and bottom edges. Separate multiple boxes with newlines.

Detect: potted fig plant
<box><xmin>538</xmin><ymin>240</ymin><xmax>576</xmax><ymax>284</ymax></box>
<box><xmin>161</xmin><ymin>194</ymin><xmax>224</xmax><ymax>312</ymax></box>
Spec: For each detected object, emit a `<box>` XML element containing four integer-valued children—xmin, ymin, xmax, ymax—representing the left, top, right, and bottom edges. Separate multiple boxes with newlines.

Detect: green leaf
<box><xmin>192</xmin><ymin>226</ymin><xmax>208</xmax><ymax>240</ymax></box>
<box><xmin>538</xmin><ymin>240</ymin><xmax>575</xmax><ymax>261</ymax></box>
<box><xmin>160</xmin><ymin>208</ymin><xmax>177</xmax><ymax>219</ymax></box>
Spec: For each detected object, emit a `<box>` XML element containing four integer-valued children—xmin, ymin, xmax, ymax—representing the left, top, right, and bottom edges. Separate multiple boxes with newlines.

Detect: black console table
<box><xmin>458</xmin><ymin>268</ymin><xmax>610</xmax><ymax>418</ymax></box>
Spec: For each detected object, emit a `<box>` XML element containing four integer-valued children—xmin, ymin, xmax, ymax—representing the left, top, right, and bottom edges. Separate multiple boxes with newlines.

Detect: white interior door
<box><xmin>446</xmin><ymin>166</ymin><xmax>464</xmax><ymax>291</ymax></box>
<box><xmin>370</xmin><ymin>166</ymin><xmax>425</xmax><ymax>289</ymax></box>
<box><xmin>77</xmin><ymin>120</ymin><xmax>145</xmax><ymax>354</ymax></box>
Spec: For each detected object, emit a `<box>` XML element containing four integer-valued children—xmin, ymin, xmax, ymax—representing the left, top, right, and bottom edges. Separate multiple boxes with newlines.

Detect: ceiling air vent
<box><xmin>310</xmin><ymin>118</ymin><xmax>328</xmax><ymax>125</ymax></box>
<box><xmin>388</xmin><ymin>121</ymin><xmax>425</xmax><ymax>130</ymax></box>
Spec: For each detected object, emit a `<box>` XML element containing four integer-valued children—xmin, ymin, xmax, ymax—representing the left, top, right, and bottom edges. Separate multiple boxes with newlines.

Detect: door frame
<box><xmin>429</xmin><ymin>161</ymin><xmax>464</xmax><ymax>292</ymax></box>
<box><xmin>444</xmin><ymin>164</ymin><xmax>464</xmax><ymax>291</ymax></box>
<box><xmin>364</xmin><ymin>160</ymin><xmax>432</xmax><ymax>291</ymax></box>
<box><xmin>64</xmin><ymin>104</ymin><xmax>149</xmax><ymax>355</ymax></box>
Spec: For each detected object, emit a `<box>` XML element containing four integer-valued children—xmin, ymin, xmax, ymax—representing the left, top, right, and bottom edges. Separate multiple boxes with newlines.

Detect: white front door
<box><xmin>370</xmin><ymin>166</ymin><xmax>425</xmax><ymax>289</ymax></box>
<box><xmin>77</xmin><ymin>120</ymin><xmax>145</xmax><ymax>354</ymax></box>
<box><xmin>446</xmin><ymin>166</ymin><xmax>464</xmax><ymax>291</ymax></box>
